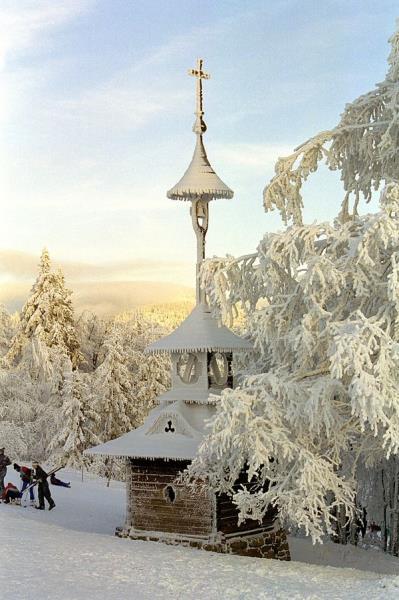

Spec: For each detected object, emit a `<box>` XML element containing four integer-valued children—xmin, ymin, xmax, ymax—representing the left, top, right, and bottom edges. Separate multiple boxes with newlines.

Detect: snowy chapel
<box><xmin>88</xmin><ymin>60</ymin><xmax>290</xmax><ymax>561</ymax></box>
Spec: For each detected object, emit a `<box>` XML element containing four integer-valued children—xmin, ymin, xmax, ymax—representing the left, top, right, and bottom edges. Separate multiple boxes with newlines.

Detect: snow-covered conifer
<box><xmin>49</xmin><ymin>363</ymin><xmax>100</xmax><ymax>467</ymax></box>
<box><xmin>94</xmin><ymin>326</ymin><xmax>132</xmax><ymax>442</ymax></box>
<box><xmin>76</xmin><ymin>311</ymin><xmax>109</xmax><ymax>371</ymax></box>
<box><xmin>6</xmin><ymin>249</ymin><xmax>82</xmax><ymax>368</ymax></box>
<box><xmin>0</xmin><ymin>304</ymin><xmax>15</xmax><ymax>357</ymax></box>
<box><xmin>0</xmin><ymin>364</ymin><xmax>39</xmax><ymax>459</ymax></box>
<box><xmin>116</xmin><ymin>311</ymin><xmax>170</xmax><ymax>427</ymax></box>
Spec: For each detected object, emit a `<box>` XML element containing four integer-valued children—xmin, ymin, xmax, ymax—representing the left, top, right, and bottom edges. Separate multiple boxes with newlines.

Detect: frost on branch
<box><xmin>200</xmin><ymin>254</ymin><xmax>263</xmax><ymax>327</ymax></box>
<box><xmin>186</xmin><ymin>184</ymin><xmax>399</xmax><ymax>541</ymax></box>
<box><xmin>187</xmin><ymin>380</ymin><xmax>355</xmax><ymax>542</ymax></box>
<box><xmin>264</xmin><ymin>22</ymin><xmax>399</xmax><ymax>224</ymax></box>
<box><xmin>264</xmin><ymin>131</ymin><xmax>333</xmax><ymax>226</ymax></box>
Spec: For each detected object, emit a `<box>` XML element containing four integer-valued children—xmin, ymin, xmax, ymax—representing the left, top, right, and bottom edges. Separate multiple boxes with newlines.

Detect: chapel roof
<box><xmin>85</xmin><ymin>400</ymin><xmax>214</xmax><ymax>460</ymax></box>
<box><xmin>145</xmin><ymin>303</ymin><xmax>252</xmax><ymax>354</ymax></box>
<box><xmin>167</xmin><ymin>135</ymin><xmax>233</xmax><ymax>202</ymax></box>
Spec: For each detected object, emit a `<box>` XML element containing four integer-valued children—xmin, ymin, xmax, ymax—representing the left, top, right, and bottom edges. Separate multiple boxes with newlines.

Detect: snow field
<box><xmin>1</xmin><ymin>469</ymin><xmax>399</xmax><ymax>599</ymax></box>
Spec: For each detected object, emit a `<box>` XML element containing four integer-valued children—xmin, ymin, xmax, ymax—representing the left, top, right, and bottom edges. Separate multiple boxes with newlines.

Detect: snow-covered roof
<box><xmin>167</xmin><ymin>135</ymin><xmax>233</xmax><ymax>202</ymax></box>
<box><xmin>157</xmin><ymin>387</ymin><xmax>219</xmax><ymax>405</ymax></box>
<box><xmin>145</xmin><ymin>303</ymin><xmax>253</xmax><ymax>354</ymax></box>
<box><xmin>86</xmin><ymin>400</ymin><xmax>214</xmax><ymax>460</ymax></box>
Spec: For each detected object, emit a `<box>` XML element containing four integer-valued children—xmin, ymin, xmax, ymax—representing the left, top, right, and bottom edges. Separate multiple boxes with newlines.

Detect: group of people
<box><xmin>0</xmin><ymin>447</ymin><xmax>70</xmax><ymax>510</ymax></box>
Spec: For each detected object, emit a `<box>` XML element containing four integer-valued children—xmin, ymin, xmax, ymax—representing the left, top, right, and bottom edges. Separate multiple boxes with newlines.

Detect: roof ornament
<box><xmin>167</xmin><ymin>58</ymin><xmax>233</xmax><ymax>203</ymax></box>
<box><xmin>188</xmin><ymin>58</ymin><xmax>210</xmax><ymax>134</ymax></box>
<box><xmin>167</xmin><ymin>59</ymin><xmax>234</xmax><ymax>305</ymax></box>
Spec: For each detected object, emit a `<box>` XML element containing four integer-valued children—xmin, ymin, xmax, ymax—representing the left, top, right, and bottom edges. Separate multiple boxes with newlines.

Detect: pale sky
<box><xmin>0</xmin><ymin>1</ymin><xmax>398</xmax><ymax>313</ymax></box>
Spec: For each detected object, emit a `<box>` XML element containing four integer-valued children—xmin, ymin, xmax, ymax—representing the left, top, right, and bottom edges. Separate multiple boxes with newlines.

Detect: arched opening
<box><xmin>208</xmin><ymin>351</ymin><xmax>233</xmax><ymax>389</ymax></box>
<box><xmin>163</xmin><ymin>485</ymin><xmax>176</xmax><ymax>504</ymax></box>
<box><xmin>177</xmin><ymin>352</ymin><xmax>201</xmax><ymax>384</ymax></box>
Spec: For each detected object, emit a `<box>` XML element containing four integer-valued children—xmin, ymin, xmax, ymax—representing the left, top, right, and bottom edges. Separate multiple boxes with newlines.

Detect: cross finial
<box><xmin>188</xmin><ymin>58</ymin><xmax>210</xmax><ymax>134</ymax></box>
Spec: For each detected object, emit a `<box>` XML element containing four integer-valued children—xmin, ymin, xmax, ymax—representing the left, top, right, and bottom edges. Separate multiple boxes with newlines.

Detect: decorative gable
<box><xmin>147</xmin><ymin>411</ymin><xmax>198</xmax><ymax>438</ymax></box>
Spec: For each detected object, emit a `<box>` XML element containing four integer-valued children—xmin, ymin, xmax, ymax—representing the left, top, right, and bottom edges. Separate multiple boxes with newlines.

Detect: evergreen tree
<box><xmin>0</xmin><ymin>304</ymin><xmax>15</xmax><ymax>357</ymax></box>
<box><xmin>76</xmin><ymin>311</ymin><xmax>110</xmax><ymax>372</ymax></box>
<box><xmin>117</xmin><ymin>311</ymin><xmax>170</xmax><ymax>427</ymax></box>
<box><xmin>49</xmin><ymin>363</ymin><xmax>100</xmax><ymax>467</ymax></box>
<box><xmin>95</xmin><ymin>326</ymin><xmax>132</xmax><ymax>442</ymax></box>
<box><xmin>0</xmin><ymin>361</ymin><xmax>46</xmax><ymax>460</ymax></box>
<box><xmin>6</xmin><ymin>249</ymin><xmax>82</xmax><ymax>368</ymax></box>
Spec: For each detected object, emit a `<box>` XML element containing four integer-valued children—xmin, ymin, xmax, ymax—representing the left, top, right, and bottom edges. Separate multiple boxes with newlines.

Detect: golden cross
<box><xmin>188</xmin><ymin>58</ymin><xmax>210</xmax><ymax>117</ymax></box>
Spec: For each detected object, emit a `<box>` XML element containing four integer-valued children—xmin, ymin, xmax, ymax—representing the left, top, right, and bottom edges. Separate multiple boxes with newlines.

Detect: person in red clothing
<box><xmin>14</xmin><ymin>463</ymin><xmax>35</xmax><ymax>504</ymax></box>
<box><xmin>1</xmin><ymin>482</ymin><xmax>21</xmax><ymax>504</ymax></box>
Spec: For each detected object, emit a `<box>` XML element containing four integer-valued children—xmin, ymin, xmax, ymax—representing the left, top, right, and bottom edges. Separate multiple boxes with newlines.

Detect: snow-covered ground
<box><xmin>1</xmin><ymin>468</ymin><xmax>399</xmax><ymax>599</ymax></box>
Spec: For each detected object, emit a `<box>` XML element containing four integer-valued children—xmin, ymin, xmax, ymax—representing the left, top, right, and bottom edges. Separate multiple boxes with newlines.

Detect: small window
<box><xmin>177</xmin><ymin>353</ymin><xmax>201</xmax><ymax>384</ymax></box>
<box><xmin>163</xmin><ymin>485</ymin><xmax>176</xmax><ymax>504</ymax></box>
<box><xmin>208</xmin><ymin>352</ymin><xmax>228</xmax><ymax>386</ymax></box>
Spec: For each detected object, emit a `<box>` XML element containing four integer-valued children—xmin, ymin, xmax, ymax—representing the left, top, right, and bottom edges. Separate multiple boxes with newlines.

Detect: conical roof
<box><xmin>167</xmin><ymin>135</ymin><xmax>233</xmax><ymax>201</ymax></box>
<box><xmin>146</xmin><ymin>303</ymin><xmax>252</xmax><ymax>354</ymax></box>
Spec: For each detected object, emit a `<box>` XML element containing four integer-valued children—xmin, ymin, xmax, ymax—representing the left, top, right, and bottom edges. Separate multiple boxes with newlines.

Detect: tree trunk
<box><xmin>381</xmin><ymin>466</ymin><xmax>390</xmax><ymax>552</ymax></box>
<box><xmin>390</xmin><ymin>459</ymin><xmax>399</xmax><ymax>555</ymax></box>
<box><xmin>104</xmin><ymin>457</ymin><xmax>112</xmax><ymax>487</ymax></box>
<box><xmin>331</xmin><ymin>504</ymin><xmax>349</xmax><ymax>545</ymax></box>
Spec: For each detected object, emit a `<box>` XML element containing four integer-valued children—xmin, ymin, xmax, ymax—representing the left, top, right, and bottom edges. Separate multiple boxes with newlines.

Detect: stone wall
<box><xmin>225</xmin><ymin>528</ymin><xmax>290</xmax><ymax>560</ymax></box>
<box><xmin>116</xmin><ymin>526</ymin><xmax>291</xmax><ymax>561</ymax></box>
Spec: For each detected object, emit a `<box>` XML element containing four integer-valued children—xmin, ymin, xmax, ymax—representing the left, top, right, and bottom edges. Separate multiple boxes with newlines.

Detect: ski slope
<box><xmin>1</xmin><ymin>469</ymin><xmax>399</xmax><ymax>599</ymax></box>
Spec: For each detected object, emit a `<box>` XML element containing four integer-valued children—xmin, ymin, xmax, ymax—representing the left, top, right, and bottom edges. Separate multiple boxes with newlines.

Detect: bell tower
<box><xmin>147</xmin><ymin>57</ymin><xmax>244</xmax><ymax>409</ymax></box>
<box><xmin>87</xmin><ymin>59</ymin><xmax>290</xmax><ymax>561</ymax></box>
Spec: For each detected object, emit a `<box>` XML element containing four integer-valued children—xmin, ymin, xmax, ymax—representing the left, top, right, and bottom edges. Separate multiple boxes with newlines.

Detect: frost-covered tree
<box><xmin>0</xmin><ymin>250</ymin><xmax>83</xmax><ymax>462</ymax></box>
<box><xmin>141</xmin><ymin>301</ymin><xmax>193</xmax><ymax>330</ymax></box>
<box><xmin>12</xmin><ymin>336</ymin><xmax>70</xmax><ymax>460</ymax></box>
<box><xmin>49</xmin><ymin>363</ymin><xmax>100</xmax><ymax>467</ymax></box>
<box><xmin>116</xmin><ymin>311</ymin><xmax>170</xmax><ymax>427</ymax></box>
<box><xmin>0</xmin><ymin>340</ymin><xmax>61</xmax><ymax>462</ymax></box>
<box><xmin>185</xmin><ymin>22</ymin><xmax>399</xmax><ymax>546</ymax></box>
<box><xmin>0</xmin><ymin>367</ymin><xmax>35</xmax><ymax>459</ymax></box>
<box><xmin>0</xmin><ymin>420</ymin><xmax>29</xmax><ymax>462</ymax></box>
<box><xmin>76</xmin><ymin>311</ymin><xmax>109</xmax><ymax>372</ymax></box>
<box><xmin>86</xmin><ymin>314</ymin><xmax>171</xmax><ymax>480</ymax></box>
<box><xmin>91</xmin><ymin>326</ymin><xmax>135</xmax><ymax>483</ymax></box>
<box><xmin>94</xmin><ymin>326</ymin><xmax>132</xmax><ymax>442</ymax></box>
<box><xmin>6</xmin><ymin>249</ymin><xmax>81</xmax><ymax>368</ymax></box>
<box><xmin>264</xmin><ymin>23</ymin><xmax>399</xmax><ymax>225</ymax></box>
<box><xmin>357</xmin><ymin>456</ymin><xmax>399</xmax><ymax>552</ymax></box>
<box><xmin>0</xmin><ymin>305</ymin><xmax>17</xmax><ymax>357</ymax></box>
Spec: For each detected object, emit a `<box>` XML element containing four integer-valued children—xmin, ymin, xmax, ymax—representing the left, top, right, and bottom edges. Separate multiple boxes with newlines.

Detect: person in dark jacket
<box><xmin>50</xmin><ymin>473</ymin><xmax>71</xmax><ymax>488</ymax></box>
<box><xmin>32</xmin><ymin>461</ymin><xmax>55</xmax><ymax>510</ymax></box>
<box><xmin>14</xmin><ymin>463</ymin><xmax>35</xmax><ymax>504</ymax></box>
<box><xmin>0</xmin><ymin>447</ymin><xmax>11</xmax><ymax>496</ymax></box>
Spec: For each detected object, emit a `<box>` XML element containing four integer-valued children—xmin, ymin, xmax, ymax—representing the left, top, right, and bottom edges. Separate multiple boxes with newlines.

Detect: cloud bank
<box><xmin>0</xmin><ymin>249</ymin><xmax>194</xmax><ymax>315</ymax></box>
